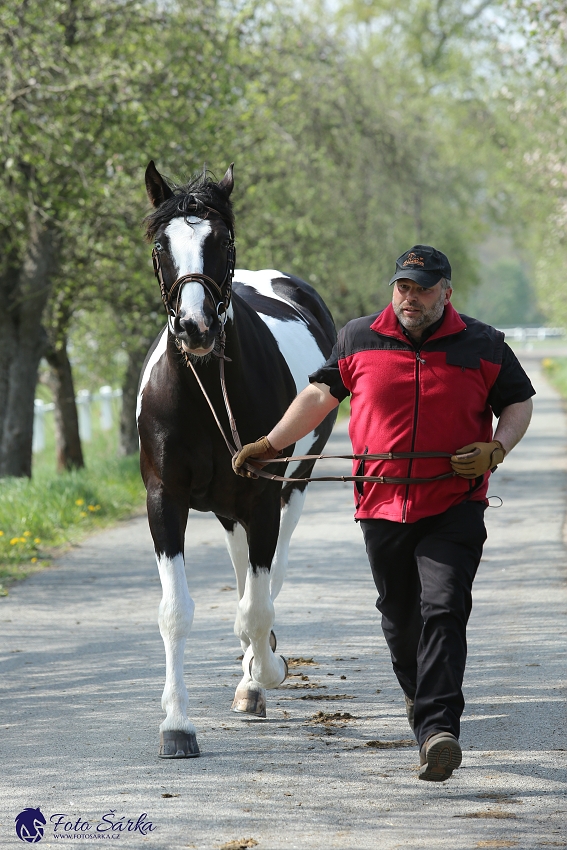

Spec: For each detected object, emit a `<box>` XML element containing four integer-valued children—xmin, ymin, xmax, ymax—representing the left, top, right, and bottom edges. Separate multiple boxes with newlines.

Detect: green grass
<box><xmin>541</xmin><ymin>357</ymin><xmax>567</xmax><ymax>399</ymax></box>
<box><xmin>0</xmin><ymin>399</ymin><xmax>145</xmax><ymax>595</ymax></box>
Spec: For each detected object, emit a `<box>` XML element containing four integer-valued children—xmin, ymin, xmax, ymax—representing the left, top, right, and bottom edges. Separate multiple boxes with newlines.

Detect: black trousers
<box><xmin>360</xmin><ymin>501</ymin><xmax>487</xmax><ymax>748</ymax></box>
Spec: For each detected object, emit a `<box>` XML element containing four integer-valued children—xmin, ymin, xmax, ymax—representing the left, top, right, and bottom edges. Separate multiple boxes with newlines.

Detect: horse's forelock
<box><xmin>144</xmin><ymin>171</ymin><xmax>234</xmax><ymax>242</ymax></box>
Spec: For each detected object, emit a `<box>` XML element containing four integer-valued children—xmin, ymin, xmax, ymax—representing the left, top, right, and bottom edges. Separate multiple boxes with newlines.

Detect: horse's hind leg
<box><xmin>270</xmin><ymin>485</ymin><xmax>308</xmax><ymax>601</ymax></box>
<box><xmin>237</xmin><ymin>500</ymin><xmax>288</xmax><ymax>692</ymax></box>
<box><xmin>218</xmin><ymin>517</ymin><xmax>278</xmax><ymax>655</ymax></box>
<box><xmin>147</xmin><ymin>482</ymin><xmax>199</xmax><ymax>758</ymax></box>
<box><xmin>218</xmin><ymin>518</ymin><xmax>251</xmax><ymax>653</ymax></box>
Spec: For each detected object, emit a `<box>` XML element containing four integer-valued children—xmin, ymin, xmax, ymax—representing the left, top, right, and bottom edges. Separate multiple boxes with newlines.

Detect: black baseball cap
<box><xmin>389</xmin><ymin>245</ymin><xmax>451</xmax><ymax>289</ymax></box>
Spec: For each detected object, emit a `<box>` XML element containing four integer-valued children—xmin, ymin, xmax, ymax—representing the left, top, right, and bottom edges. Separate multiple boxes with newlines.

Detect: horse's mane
<box><xmin>144</xmin><ymin>170</ymin><xmax>234</xmax><ymax>242</ymax></box>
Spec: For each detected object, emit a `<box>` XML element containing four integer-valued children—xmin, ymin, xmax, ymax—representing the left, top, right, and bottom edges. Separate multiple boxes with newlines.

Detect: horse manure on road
<box><xmin>309</xmin><ymin>711</ymin><xmax>357</xmax><ymax>723</ymax></box>
<box><xmin>363</xmin><ymin>739</ymin><xmax>415</xmax><ymax>748</ymax></box>
<box><xmin>286</xmin><ymin>657</ymin><xmax>318</xmax><ymax>667</ymax></box>
<box><xmin>220</xmin><ymin>840</ymin><xmax>258</xmax><ymax>850</ymax></box>
<box><xmin>298</xmin><ymin>693</ymin><xmax>355</xmax><ymax>700</ymax></box>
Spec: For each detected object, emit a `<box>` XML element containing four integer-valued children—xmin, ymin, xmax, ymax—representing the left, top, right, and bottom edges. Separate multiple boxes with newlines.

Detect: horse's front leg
<box><xmin>146</xmin><ymin>480</ymin><xmax>199</xmax><ymax>758</ymax></box>
<box><xmin>232</xmin><ymin>498</ymin><xmax>288</xmax><ymax>717</ymax></box>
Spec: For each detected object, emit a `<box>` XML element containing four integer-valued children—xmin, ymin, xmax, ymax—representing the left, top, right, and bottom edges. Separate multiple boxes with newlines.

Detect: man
<box><xmin>232</xmin><ymin>245</ymin><xmax>535</xmax><ymax>782</ymax></box>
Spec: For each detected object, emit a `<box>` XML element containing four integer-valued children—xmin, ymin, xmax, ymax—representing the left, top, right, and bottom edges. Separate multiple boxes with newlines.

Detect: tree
<box><xmin>0</xmin><ymin>0</ymin><xmax>241</xmax><ymax>474</ymax></box>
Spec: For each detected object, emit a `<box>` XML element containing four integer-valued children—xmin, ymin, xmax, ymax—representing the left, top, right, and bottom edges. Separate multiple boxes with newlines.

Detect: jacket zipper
<box><xmin>401</xmin><ymin>349</ymin><xmax>425</xmax><ymax>523</ymax></box>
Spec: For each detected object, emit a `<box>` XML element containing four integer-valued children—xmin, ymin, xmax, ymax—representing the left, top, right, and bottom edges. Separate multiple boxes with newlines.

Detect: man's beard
<box><xmin>393</xmin><ymin>292</ymin><xmax>446</xmax><ymax>333</ymax></box>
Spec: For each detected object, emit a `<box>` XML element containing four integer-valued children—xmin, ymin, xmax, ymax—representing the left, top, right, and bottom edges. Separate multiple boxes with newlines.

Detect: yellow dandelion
<box><xmin>34</xmin><ymin>538</ymin><xmax>41</xmax><ymax>544</ymax></box>
<box><xmin>10</xmin><ymin>537</ymin><xmax>19</xmax><ymax>545</ymax></box>
<box><xmin>542</xmin><ymin>358</ymin><xmax>554</xmax><ymax>369</ymax></box>
<box><xmin>75</xmin><ymin>498</ymin><xmax>85</xmax><ymax>506</ymax></box>
<box><xmin>23</xmin><ymin>531</ymin><xmax>32</xmax><ymax>537</ymax></box>
<box><xmin>80</xmin><ymin>511</ymin><xmax>87</xmax><ymax>517</ymax></box>
<box><xmin>88</xmin><ymin>505</ymin><xmax>96</xmax><ymax>512</ymax></box>
<box><xmin>31</xmin><ymin>557</ymin><xmax>38</xmax><ymax>563</ymax></box>
<box><xmin>19</xmin><ymin>537</ymin><xmax>26</xmax><ymax>543</ymax></box>
<box><xmin>0</xmin><ymin>530</ymin><xmax>4</xmax><ymax>536</ymax></box>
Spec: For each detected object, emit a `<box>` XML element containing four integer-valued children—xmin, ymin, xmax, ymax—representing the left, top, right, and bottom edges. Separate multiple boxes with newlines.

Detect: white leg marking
<box><xmin>237</xmin><ymin>567</ymin><xmax>286</xmax><ymax>689</ymax></box>
<box><xmin>271</xmin><ymin>488</ymin><xmax>307</xmax><ymax>600</ymax></box>
<box><xmin>156</xmin><ymin>553</ymin><xmax>196</xmax><ymax>734</ymax></box>
<box><xmin>224</xmin><ymin>523</ymin><xmax>251</xmax><ymax>651</ymax></box>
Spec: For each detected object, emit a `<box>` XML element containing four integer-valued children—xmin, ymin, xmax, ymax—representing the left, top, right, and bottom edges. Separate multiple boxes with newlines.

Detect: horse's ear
<box><xmin>145</xmin><ymin>160</ymin><xmax>174</xmax><ymax>208</ymax></box>
<box><xmin>218</xmin><ymin>163</ymin><xmax>234</xmax><ymax>197</ymax></box>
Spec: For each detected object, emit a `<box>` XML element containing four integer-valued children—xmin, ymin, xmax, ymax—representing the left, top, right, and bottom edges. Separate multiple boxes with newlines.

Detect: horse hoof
<box><xmin>269</xmin><ymin>630</ymin><xmax>277</xmax><ymax>651</ymax></box>
<box><xmin>231</xmin><ymin>681</ymin><xmax>267</xmax><ymax>718</ymax></box>
<box><xmin>159</xmin><ymin>730</ymin><xmax>200</xmax><ymax>758</ymax></box>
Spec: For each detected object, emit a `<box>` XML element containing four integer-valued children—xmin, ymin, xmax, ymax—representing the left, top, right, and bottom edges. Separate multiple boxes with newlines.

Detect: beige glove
<box><xmin>451</xmin><ymin>440</ymin><xmax>506</xmax><ymax>479</ymax></box>
<box><xmin>232</xmin><ymin>436</ymin><xmax>280</xmax><ymax>478</ymax></box>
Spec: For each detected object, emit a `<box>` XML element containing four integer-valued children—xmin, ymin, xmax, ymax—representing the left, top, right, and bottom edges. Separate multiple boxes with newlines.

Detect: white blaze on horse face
<box><xmin>166</xmin><ymin>217</ymin><xmax>212</xmax><ymax>327</ymax></box>
<box><xmin>156</xmin><ymin>552</ymin><xmax>196</xmax><ymax>734</ymax></box>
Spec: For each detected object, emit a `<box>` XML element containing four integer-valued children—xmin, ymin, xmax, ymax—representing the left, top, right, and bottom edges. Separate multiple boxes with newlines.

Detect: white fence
<box><xmin>33</xmin><ymin>386</ymin><xmax>123</xmax><ymax>453</ymax></box>
<box><xmin>498</xmin><ymin>327</ymin><xmax>565</xmax><ymax>341</ymax></box>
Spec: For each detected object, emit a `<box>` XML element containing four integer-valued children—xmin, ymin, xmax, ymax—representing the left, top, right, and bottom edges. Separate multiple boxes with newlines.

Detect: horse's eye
<box><xmin>155</xmin><ymin>242</ymin><xmax>163</xmax><ymax>252</ymax></box>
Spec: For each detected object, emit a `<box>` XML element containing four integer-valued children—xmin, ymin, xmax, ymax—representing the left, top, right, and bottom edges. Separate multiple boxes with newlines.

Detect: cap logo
<box><xmin>402</xmin><ymin>252</ymin><xmax>424</xmax><ymax>267</ymax></box>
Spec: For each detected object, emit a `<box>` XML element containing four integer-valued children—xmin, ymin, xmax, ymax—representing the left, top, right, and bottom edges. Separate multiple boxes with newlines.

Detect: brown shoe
<box><xmin>418</xmin><ymin>732</ymin><xmax>462</xmax><ymax>782</ymax></box>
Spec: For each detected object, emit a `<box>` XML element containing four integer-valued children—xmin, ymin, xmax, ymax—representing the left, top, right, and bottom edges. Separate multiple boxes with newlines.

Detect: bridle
<box><xmin>152</xmin><ymin>212</ymin><xmax>236</xmax><ymax>320</ymax></box>
<box><xmin>150</xmin><ymin>209</ymin><xmax>454</xmax><ymax>485</ymax></box>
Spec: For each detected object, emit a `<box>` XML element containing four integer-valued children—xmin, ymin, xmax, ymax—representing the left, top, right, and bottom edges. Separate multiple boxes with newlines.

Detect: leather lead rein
<box><xmin>185</xmin><ymin>338</ymin><xmax>455</xmax><ymax>484</ymax></box>
<box><xmin>158</xmin><ymin>227</ymin><xmax>455</xmax><ymax>485</ymax></box>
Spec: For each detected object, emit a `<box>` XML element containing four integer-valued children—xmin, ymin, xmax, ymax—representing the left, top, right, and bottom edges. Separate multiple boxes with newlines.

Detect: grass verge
<box><xmin>541</xmin><ymin>357</ymin><xmax>567</xmax><ymax>399</ymax></box>
<box><xmin>0</xmin><ymin>453</ymin><xmax>145</xmax><ymax>596</ymax></box>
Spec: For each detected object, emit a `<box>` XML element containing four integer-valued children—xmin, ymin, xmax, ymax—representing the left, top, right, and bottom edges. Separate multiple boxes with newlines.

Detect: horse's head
<box><xmin>145</xmin><ymin>161</ymin><xmax>235</xmax><ymax>357</ymax></box>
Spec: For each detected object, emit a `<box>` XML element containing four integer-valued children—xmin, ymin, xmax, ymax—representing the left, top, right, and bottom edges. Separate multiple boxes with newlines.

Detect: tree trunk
<box><xmin>45</xmin><ymin>341</ymin><xmax>85</xmax><ymax>471</ymax></box>
<box><xmin>0</xmin><ymin>220</ymin><xmax>58</xmax><ymax>478</ymax></box>
<box><xmin>119</xmin><ymin>345</ymin><xmax>146</xmax><ymax>456</ymax></box>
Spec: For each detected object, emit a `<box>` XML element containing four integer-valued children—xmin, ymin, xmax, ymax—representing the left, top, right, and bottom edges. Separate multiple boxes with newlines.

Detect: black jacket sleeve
<box><xmin>308</xmin><ymin>334</ymin><xmax>350</xmax><ymax>402</ymax></box>
<box><xmin>488</xmin><ymin>343</ymin><xmax>536</xmax><ymax>417</ymax></box>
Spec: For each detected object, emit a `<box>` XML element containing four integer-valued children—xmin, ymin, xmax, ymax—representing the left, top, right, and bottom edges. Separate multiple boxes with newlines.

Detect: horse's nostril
<box><xmin>180</xmin><ymin>318</ymin><xmax>202</xmax><ymax>338</ymax></box>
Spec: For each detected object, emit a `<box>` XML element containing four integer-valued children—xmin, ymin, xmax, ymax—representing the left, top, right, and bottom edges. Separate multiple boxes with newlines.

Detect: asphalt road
<box><xmin>1</xmin><ymin>359</ymin><xmax>566</xmax><ymax>850</ymax></box>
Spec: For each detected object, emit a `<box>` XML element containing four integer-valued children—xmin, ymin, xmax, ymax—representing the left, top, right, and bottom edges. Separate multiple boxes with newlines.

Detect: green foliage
<box><xmin>462</xmin><ymin>259</ymin><xmax>545</xmax><ymax>327</ymax></box>
<box><xmin>4</xmin><ymin>0</ymin><xmax>566</xmax><ymax>476</ymax></box>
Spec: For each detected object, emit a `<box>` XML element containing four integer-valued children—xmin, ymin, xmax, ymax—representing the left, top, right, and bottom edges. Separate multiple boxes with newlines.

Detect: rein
<box><xmin>152</xmin><ymin>211</ymin><xmax>454</xmax><ymax>485</ymax></box>
<box><xmin>183</xmin><ymin>334</ymin><xmax>455</xmax><ymax>485</ymax></box>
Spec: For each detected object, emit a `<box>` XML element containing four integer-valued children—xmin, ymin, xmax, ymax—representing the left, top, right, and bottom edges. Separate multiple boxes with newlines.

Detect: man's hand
<box><xmin>232</xmin><ymin>436</ymin><xmax>280</xmax><ymax>478</ymax></box>
<box><xmin>451</xmin><ymin>440</ymin><xmax>506</xmax><ymax>479</ymax></box>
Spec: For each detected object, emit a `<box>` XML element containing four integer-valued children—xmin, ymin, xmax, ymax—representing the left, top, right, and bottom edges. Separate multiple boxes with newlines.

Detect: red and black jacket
<box><xmin>309</xmin><ymin>303</ymin><xmax>535</xmax><ymax>523</ymax></box>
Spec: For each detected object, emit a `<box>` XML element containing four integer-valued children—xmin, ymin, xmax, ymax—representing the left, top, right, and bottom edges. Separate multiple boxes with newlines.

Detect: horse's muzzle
<box><xmin>174</xmin><ymin>315</ymin><xmax>218</xmax><ymax>354</ymax></box>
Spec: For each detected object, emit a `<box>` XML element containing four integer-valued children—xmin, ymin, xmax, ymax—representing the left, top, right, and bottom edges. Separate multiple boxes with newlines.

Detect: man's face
<box><xmin>392</xmin><ymin>278</ymin><xmax>452</xmax><ymax>337</ymax></box>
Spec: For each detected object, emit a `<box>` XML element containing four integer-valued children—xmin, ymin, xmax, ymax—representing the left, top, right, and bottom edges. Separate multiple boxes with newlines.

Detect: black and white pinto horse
<box><xmin>137</xmin><ymin>161</ymin><xmax>337</xmax><ymax>757</ymax></box>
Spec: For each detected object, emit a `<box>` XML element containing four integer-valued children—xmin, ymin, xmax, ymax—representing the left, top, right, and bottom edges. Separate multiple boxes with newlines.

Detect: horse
<box><xmin>137</xmin><ymin>161</ymin><xmax>337</xmax><ymax>758</ymax></box>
